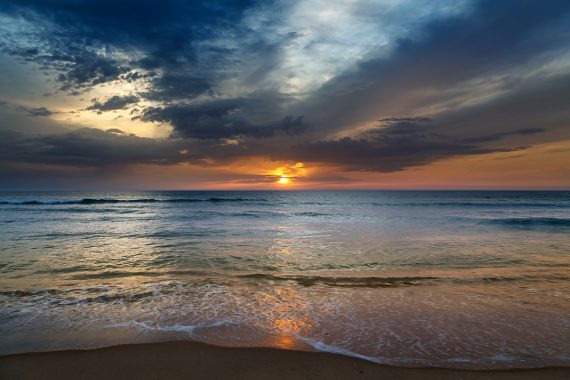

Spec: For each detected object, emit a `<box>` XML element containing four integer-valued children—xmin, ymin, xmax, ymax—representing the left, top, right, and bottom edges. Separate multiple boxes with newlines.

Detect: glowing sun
<box><xmin>278</xmin><ymin>177</ymin><xmax>289</xmax><ymax>185</ymax></box>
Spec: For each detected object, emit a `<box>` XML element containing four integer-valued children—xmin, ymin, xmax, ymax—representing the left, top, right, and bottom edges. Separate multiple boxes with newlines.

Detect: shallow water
<box><xmin>1</xmin><ymin>191</ymin><xmax>569</xmax><ymax>368</ymax></box>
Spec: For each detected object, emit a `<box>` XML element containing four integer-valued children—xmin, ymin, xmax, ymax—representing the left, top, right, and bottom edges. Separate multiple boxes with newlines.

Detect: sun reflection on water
<box><xmin>251</xmin><ymin>286</ymin><xmax>315</xmax><ymax>349</ymax></box>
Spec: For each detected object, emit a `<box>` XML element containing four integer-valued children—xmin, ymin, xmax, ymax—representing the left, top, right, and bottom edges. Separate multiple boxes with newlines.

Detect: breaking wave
<box><xmin>237</xmin><ymin>273</ymin><xmax>438</xmax><ymax>287</ymax></box>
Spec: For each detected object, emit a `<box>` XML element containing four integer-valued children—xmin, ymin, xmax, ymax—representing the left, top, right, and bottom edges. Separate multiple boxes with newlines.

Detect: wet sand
<box><xmin>1</xmin><ymin>341</ymin><xmax>568</xmax><ymax>380</ymax></box>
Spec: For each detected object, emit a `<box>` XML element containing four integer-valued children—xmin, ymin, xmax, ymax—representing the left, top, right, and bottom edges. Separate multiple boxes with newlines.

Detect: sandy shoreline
<box><xmin>1</xmin><ymin>341</ymin><xmax>568</xmax><ymax>380</ymax></box>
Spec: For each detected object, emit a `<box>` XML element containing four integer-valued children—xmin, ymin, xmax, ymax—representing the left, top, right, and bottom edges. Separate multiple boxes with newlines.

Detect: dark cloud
<box><xmin>273</xmin><ymin>118</ymin><xmax>524</xmax><ymax>172</ymax></box>
<box><xmin>0</xmin><ymin>128</ymin><xmax>187</xmax><ymax>166</ymax></box>
<box><xmin>22</xmin><ymin>106</ymin><xmax>54</xmax><ymax>117</ymax></box>
<box><xmin>2</xmin><ymin>43</ymin><xmax>130</xmax><ymax>92</ymax></box>
<box><xmin>57</xmin><ymin>55</ymin><xmax>129</xmax><ymax>92</ymax></box>
<box><xmin>142</xmin><ymin>74</ymin><xmax>212</xmax><ymax>101</ymax></box>
<box><xmin>0</xmin><ymin>0</ymin><xmax>254</xmax><ymax>92</ymax></box>
<box><xmin>0</xmin><ymin>101</ymin><xmax>55</xmax><ymax>117</ymax></box>
<box><xmin>436</xmin><ymin>73</ymin><xmax>570</xmax><ymax>141</ymax></box>
<box><xmin>0</xmin><ymin>126</ymin><xmax>260</xmax><ymax>169</ymax></box>
<box><xmin>140</xmin><ymin>100</ymin><xmax>305</xmax><ymax>140</ymax></box>
<box><xmin>462</xmin><ymin>128</ymin><xmax>546</xmax><ymax>144</ymax></box>
<box><xmin>0</xmin><ymin>1</ymin><xmax>254</xmax><ymax>49</ymax></box>
<box><xmin>86</xmin><ymin>95</ymin><xmax>139</xmax><ymax>112</ymax></box>
<box><xmin>120</xmin><ymin>71</ymin><xmax>152</xmax><ymax>83</ymax></box>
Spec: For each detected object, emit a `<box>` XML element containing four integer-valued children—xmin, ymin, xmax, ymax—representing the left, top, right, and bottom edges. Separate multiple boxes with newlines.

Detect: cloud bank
<box><xmin>1</xmin><ymin>0</ymin><xmax>569</xmax><ymax>187</ymax></box>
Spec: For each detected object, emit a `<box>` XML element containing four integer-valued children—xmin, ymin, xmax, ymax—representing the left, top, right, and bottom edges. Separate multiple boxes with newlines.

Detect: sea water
<box><xmin>1</xmin><ymin>191</ymin><xmax>569</xmax><ymax>368</ymax></box>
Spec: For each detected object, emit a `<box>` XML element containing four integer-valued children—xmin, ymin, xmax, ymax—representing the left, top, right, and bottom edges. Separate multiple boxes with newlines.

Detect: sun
<box><xmin>270</xmin><ymin>163</ymin><xmax>305</xmax><ymax>186</ymax></box>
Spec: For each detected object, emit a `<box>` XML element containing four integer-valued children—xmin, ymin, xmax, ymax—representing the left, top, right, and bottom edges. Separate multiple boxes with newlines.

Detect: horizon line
<box><xmin>1</xmin><ymin>188</ymin><xmax>570</xmax><ymax>192</ymax></box>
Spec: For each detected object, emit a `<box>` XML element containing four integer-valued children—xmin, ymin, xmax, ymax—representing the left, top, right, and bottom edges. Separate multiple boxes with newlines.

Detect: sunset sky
<box><xmin>0</xmin><ymin>0</ymin><xmax>569</xmax><ymax>190</ymax></box>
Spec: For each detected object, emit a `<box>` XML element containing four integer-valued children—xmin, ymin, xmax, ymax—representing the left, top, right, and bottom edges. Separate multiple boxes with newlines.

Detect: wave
<box><xmin>0</xmin><ymin>197</ymin><xmax>267</xmax><ymax>206</ymax></box>
<box><xmin>372</xmin><ymin>202</ymin><xmax>569</xmax><ymax>208</ymax></box>
<box><xmin>237</xmin><ymin>273</ymin><xmax>438</xmax><ymax>287</ymax></box>
<box><xmin>293</xmin><ymin>212</ymin><xmax>332</xmax><ymax>217</ymax></box>
<box><xmin>483</xmin><ymin>217</ymin><xmax>570</xmax><ymax>227</ymax></box>
<box><xmin>456</xmin><ymin>274</ymin><xmax>570</xmax><ymax>284</ymax></box>
<box><xmin>132</xmin><ymin>320</ymin><xmax>233</xmax><ymax>336</ymax></box>
<box><xmin>294</xmin><ymin>334</ymin><xmax>382</xmax><ymax>364</ymax></box>
<box><xmin>70</xmin><ymin>269</ymin><xmax>217</xmax><ymax>280</ymax></box>
<box><xmin>0</xmin><ymin>288</ymin><xmax>162</xmax><ymax>305</ymax></box>
<box><xmin>4</xmin><ymin>272</ymin><xmax>567</xmax><ymax>299</ymax></box>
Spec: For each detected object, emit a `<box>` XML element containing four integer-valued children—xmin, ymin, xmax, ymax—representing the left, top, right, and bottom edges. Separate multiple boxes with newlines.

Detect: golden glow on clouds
<box><xmin>29</xmin><ymin>69</ymin><xmax>171</xmax><ymax>138</ymax></box>
<box><xmin>270</xmin><ymin>162</ymin><xmax>305</xmax><ymax>186</ymax></box>
<box><xmin>137</xmin><ymin>159</ymin><xmax>312</xmax><ymax>190</ymax></box>
<box><xmin>191</xmin><ymin>141</ymin><xmax>570</xmax><ymax>190</ymax></box>
<box><xmin>29</xmin><ymin>141</ymin><xmax>569</xmax><ymax>190</ymax></box>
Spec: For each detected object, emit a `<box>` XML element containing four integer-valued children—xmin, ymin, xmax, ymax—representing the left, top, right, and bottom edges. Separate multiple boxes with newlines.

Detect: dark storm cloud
<box><xmin>86</xmin><ymin>95</ymin><xmax>139</xmax><ymax>112</ymax></box>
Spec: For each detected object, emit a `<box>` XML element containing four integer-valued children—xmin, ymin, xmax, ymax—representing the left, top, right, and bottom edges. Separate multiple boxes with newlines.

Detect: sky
<box><xmin>0</xmin><ymin>0</ymin><xmax>569</xmax><ymax>190</ymax></box>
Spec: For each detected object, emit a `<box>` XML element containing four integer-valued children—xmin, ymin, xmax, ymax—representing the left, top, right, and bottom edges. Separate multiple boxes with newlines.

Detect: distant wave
<box><xmin>237</xmin><ymin>273</ymin><xmax>438</xmax><ymax>287</ymax></box>
<box><xmin>372</xmin><ymin>202</ymin><xmax>569</xmax><ymax>208</ymax></box>
<box><xmin>293</xmin><ymin>211</ymin><xmax>332</xmax><ymax>217</ymax></box>
<box><xmin>2</xmin><ymin>199</ymin><xmax>566</xmax><ymax>208</ymax></box>
<box><xmin>0</xmin><ymin>197</ymin><xmax>267</xmax><ymax>205</ymax></box>
<box><xmin>483</xmin><ymin>217</ymin><xmax>570</xmax><ymax>227</ymax></box>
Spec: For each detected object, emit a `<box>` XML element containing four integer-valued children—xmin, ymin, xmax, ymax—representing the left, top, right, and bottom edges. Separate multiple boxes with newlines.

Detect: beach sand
<box><xmin>1</xmin><ymin>341</ymin><xmax>568</xmax><ymax>380</ymax></box>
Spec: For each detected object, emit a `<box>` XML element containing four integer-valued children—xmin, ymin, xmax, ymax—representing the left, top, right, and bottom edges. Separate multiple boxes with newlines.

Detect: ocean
<box><xmin>0</xmin><ymin>191</ymin><xmax>569</xmax><ymax>368</ymax></box>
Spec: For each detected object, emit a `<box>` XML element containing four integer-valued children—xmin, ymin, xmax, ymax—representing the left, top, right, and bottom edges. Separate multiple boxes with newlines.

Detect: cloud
<box><xmin>142</xmin><ymin>74</ymin><xmax>211</xmax><ymax>101</ymax></box>
<box><xmin>0</xmin><ymin>0</ymin><xmax>569</xmax><ymax>186</ymax></box>
<box><xmin>0</xmin><ymin>0</ymin><xmax>253</xmax><ymax>93</ymax></box>
<box><xmin>139</xmin><ymin>99</ymin><xmax>305</xmax><ymax>140</ymax></box>
<box><xmin>23</xmin><ymin>106</ymin><xmax>54</xmax><ymax>117</ymax></box>
<box><xmin>86</xmin><ymin>95</ymin><xmax>139</xmax><ymax>112</ymax></box>
<box><xmin>0</xmin><ymin>128</ymin><xmax>188</xmax><ymax>166</ymax></box>
<box><xmin>270</xmin><ymin>118</ymin><xmax>523</xmax><ymax>172</ymax></box>
<box><xmin>462</xmin><ymin>128</ymin><xmax>546</xmax><ymax>144</ymax></box>
<box><xmin>2</xmin><ymin>38</ymin><xmax>130</xmax><ymax>92</ymax></box>
<box><xmin>57</xmin><ymin>56</ymin><xmax>129</xmax><ymax>92</ymax></box>
<box><xmin>291</xmin><ymin>0</ymin><xmax>570</xmax><ymax>136</ymax></box>
<box><xmin>0</xmin><ymin>101</ymin><xmax>55</xmax><ymax>117</ymax></box>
